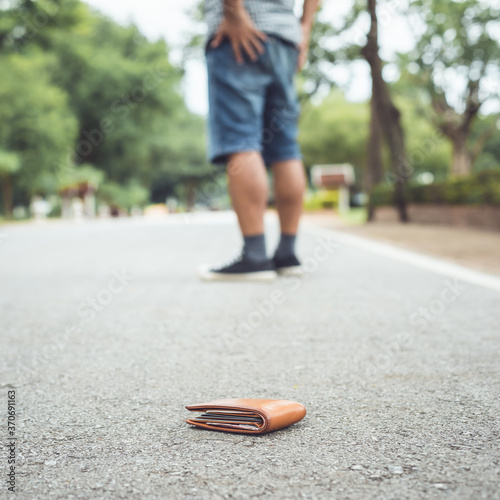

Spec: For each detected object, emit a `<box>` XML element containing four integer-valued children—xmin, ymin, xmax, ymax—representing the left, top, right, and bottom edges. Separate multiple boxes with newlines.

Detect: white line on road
<box><xmin>304</xmin><ymin>223</ymin><xmax>500</xmax><ymax>293</ymax></box>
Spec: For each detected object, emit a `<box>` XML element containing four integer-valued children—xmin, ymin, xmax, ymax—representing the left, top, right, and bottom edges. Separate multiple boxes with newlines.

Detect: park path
<box><xmin>1</xmin><ymin>213</ymin><xmax>499</xmax><ymax>499</ymax></box>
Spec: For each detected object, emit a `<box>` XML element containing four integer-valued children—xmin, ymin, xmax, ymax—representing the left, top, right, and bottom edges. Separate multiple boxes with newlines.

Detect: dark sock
<box><xmin>274</xmin><ymin>233</ymin><xmax>296</xmax><ymax>259</ymax></box>
<box><xmin>243</xmin><ymin>234</ymin><xmax>267</xmax><ymax>262</ymax></box>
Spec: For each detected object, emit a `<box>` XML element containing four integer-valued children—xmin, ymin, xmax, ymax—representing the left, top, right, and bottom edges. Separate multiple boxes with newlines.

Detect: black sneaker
<box><xmin>198</xmin><ymin>253</ymin><xmax>277</xmax><ymax>282</ymax></box>
<box><xmin>273</xmin><ymin>254</ymin><xmax>304</xmax><ymax>277</ymax></box>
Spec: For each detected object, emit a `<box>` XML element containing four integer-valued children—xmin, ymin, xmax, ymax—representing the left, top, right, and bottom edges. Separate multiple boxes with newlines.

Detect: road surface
<box><xmin>1</xmin><ymin>213</ymin><xmax>499</xmax><ymax>499</ymax></box>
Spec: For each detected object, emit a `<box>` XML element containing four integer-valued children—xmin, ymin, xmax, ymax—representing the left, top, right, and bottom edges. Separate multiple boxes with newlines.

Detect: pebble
<box><xmin>433</xmin><ymin>483</ymin><xmax>448</xmax><ymax>490</ymax></box>
<box><xmin>350</xmin><ymin>465</ymin><xmax>364</xmax><ymax>471</ymax></box>
<box><xmin>388</xmin><ymin>465</ymin><xmax>403</xmax><ymax>475</ymax></box>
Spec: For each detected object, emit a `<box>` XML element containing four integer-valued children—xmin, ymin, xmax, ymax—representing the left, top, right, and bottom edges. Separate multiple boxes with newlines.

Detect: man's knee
<box><xmin>227</xmin><ymin>151</ymin><xmax>261</xmax><ymax>177</ymax></box>
<box><xmin>274</xmin><ymin>166</ymin><xmax>306</xmax><ymax>200</ymax></box>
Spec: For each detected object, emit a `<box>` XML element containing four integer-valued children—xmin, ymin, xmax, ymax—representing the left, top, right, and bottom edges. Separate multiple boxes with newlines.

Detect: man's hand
<box><xmin>297</xmin><ymin>23</ymin><xmax>312</xmax><ymax>72</ymax></box>
<box><xmin>210</xmin><ymin>3</ymin><xmax>267</xmax><ymax>64</ymax></box>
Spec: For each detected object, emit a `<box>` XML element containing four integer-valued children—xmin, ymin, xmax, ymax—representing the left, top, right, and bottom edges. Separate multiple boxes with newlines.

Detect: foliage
<box><xmin>401</xmin><ymin>0</ymin><xmax>500</xmax><ymax>174</ymax></box>
<box><xmin>340</xmin><ymin>207</ymin><xmax>368</xmax><ymax>225</ymax></box>
<box><xmin>45</xmin><ymin>10</ymin><xmax>191</xmax><ymax>188</ymax></box>
<box><xmin>0</xmin><ymin>0</ymin><xmax>212</xmax><ymax>215</ymax></box>
<box><xmin>0</xmin><ymin>52</ymin><xmax>78</xmax><ymax>198</ymax></box>
<box><xmin>98</xmin><ymin>181</ymin><xmax>150</xmax><ymax>211</ymax></box>
<box><xmin>0</xmin><ymin>150</ymin><xmax>21</xmax><ymax>175</ymax></box>
<box><xmin>56</xmin><ymin>163</ymin><xmax>105</xmax><ymax>190</ymax></box>
<box><xmin>372</xmin><ymin>170</ymin><xmax>500</xmax><ymax>206</ymax></box>
<box><xmin>395</xmin><ymin>95</ymin><xmax>452</xmax><ymax>182</ymax></box>
<box><xmin>303</xmin><ymin>189</ymin><xmax>339</xmax><ymax>211</ymax></box>
<box><xmin>300</xmin><ymin>89</ymin><xmax>458</xmax><ymax>187</ymax></box>
<box><xmin>301</xmin><ymin>0</ymin><xmax>500</xmax><ymax>179</ymax></box>
<box><xmin>405</xmin><ymin>0</ymin><xmax>500</xmax><ymax>108</ymax></box>
<box><xmin>299</xmin><ymin>91</ymin><xmax>370</xmax><ymax>187</ymax></box>
<box><xmin>470</xmin><ymin>115</ymin><xmax>500</xmax><ymax>171</ymax></box>
<box><xmin>0</xmin><ymin>0</ymin><xmax>84</xmax><ymax>52</ymax></box>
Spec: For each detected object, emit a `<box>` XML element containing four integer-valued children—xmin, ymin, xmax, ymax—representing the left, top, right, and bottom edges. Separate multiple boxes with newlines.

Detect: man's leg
<box><xmin>197</xmin><ymin>150</ymin><xmax>276</xmax><ymax>281</ymax></box>
<box><xmin>226</xmin><ymin>151</ymin><xmax>270</xmax><ymax>264</ymax></box>
<box><xmin>272</xmin><ymin>158</ymin><xmax>306</xmax><ymax>234</ymax></box>
<box><xmin>227</xmin><ymin>151</ymin><xmax>268</xmax><ymax>236</ymax></box>
<box><xmin>271</xmin><ymin>159</ymin><xmax>306</xmax><ymax>269</ymax></box>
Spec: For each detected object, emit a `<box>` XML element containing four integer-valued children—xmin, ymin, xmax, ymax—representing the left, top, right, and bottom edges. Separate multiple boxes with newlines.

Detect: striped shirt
<box><xmin>204</xmin><ymin>0</ymin><xmax>302</xmax><ymax>46</ymax></box>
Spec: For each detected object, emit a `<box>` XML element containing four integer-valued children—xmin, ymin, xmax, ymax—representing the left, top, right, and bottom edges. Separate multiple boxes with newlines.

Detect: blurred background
<box><xmin>0</xmin><ymin>0</ymin><xmax>499</xmax><ymax>237</ymax></box>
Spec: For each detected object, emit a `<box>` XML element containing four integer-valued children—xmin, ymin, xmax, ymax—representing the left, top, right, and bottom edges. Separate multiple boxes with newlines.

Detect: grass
<box><xmin>339</xmin><ymin>207</ymin><xmax>368</xmax><ymax>225</ymax></box>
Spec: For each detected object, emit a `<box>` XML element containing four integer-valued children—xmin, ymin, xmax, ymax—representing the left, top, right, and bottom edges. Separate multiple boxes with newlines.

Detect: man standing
<box><xmin>199</xmin><ymin>0</ymin><xmax>320</xmax><ymax>281</ymax></box>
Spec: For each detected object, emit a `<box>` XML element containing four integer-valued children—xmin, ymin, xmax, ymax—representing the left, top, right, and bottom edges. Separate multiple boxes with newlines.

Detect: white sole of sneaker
<box><xmin>198</xmin><ymin>266</ymin><xmax>277</xmax><ymax>282</ymax></box>
<box><xmin>276</xmin><ymin>266</ymin><xmax>304</xmax><ymax>277</ymax></box>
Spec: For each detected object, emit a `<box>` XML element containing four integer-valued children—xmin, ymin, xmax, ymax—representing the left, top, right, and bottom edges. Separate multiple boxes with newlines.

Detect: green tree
<box><xmin>474</xmin><ymin>116</ymin><xmax>500</xmax><ymax>170</ymax></box>
<box><xmin>46</xmin><ymin>11</ymin><xmax>185</xmax><ymax>185</ymax></box>
<box><xmin>0</xmin><ymin>53</ymin><xmax>78</xmax><ymax>214</ymax></box>
<box><xmin>299</xmin><ymin>91</ymin><xmax>369</xmax><ymax>186</ymax></box>
<box><xmin>405</xmin><ymin>0</ymin><xmax>500</xmax><ymax>175</ymax></box>
<box><xmin>0</xmin><ymin>150</ymin><xmax>21</xmax><ymax>217</ymax></box>
<box><xmin>152</xmin><ymin>112</ymin><xmax>214</xmax><ymax>209</ymax></box>
<box><xmin>0</xmin><ymin>0</ymin><xmax>84</xmax><ymax>53</ymax></box>
<box><xmin>98</xmin><ymin>180</ymin><xmax>149</xmax><ymax>213</ymax></box>
<box><xmin>395</xmin><ymin>95</ymin><xmax>452</xmax><ymax>182</ymax></box>
<box><xmin>1</xmin><ymin>0</ymin><xmax>213</xmax><ymax>214</ymax></box>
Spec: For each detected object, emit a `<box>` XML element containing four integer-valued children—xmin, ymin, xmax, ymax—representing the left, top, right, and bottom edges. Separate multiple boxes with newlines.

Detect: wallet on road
<box><xmin>185</xmin><ymin>398</ymin><xmax>306</xmax><ymax>434</ymax></box>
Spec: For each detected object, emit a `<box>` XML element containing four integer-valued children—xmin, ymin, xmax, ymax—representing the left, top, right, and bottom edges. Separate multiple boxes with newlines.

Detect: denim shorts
<box><xmin>206</xmin><ymin>35</ymin><xmax>302</xmax><ymax>166</ymax></box>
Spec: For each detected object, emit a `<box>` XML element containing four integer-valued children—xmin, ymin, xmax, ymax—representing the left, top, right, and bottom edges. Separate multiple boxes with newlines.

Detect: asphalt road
<box><xmin>1</xmin><ymin>213</ymin><xmax>499</xmax><ymax>499</ymax></box>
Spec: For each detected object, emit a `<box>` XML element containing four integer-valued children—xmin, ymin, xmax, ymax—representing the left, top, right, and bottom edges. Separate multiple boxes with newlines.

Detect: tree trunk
<box><xmin>432</xmin><ymin>79</ymin><xmax>482</xmax><ymax>177</ymax></box>
<box><xmin>362</xmin><ymin>0</ymin><xmax>408</xmax><ymax>222</ymax></box>
<box><xmin>366</xmin><ymin>95</ymin><xmax>383</xmax><ymax>222</ymax></box>
<box><xmin>451</xmin><ymin>134</ymin><xmax>472</xmax><ymax>176</ymax></box>
<box><xmin>1</xmin><ymin>173</ymin><xmax>13</xmax><ymax>218</ymax></box>
<box><xmin>186</xmin><ymin>178</ymin><xmax>197</xmax><ymax>211</ymax></box>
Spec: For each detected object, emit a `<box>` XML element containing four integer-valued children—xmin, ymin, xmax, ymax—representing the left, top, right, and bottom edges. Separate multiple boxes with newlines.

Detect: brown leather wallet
<box><xmin>185</xmin><ymin>398</ymin><xmax>306</xmax><ymax>434</ymax></box>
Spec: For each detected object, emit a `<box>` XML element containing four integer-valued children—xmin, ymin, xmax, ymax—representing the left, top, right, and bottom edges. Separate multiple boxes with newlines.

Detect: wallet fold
<box><xmin>185</xmin><ymin>398</ymin><xmax>306</xmax><ymax>434</ymax></box>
